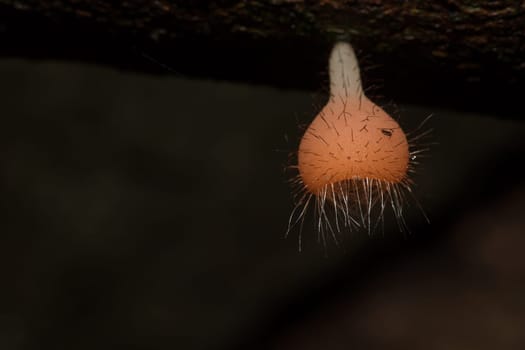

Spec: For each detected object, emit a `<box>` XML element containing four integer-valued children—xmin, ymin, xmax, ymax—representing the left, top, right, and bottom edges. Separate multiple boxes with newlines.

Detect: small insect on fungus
<box><xmin>287</xmin><ymin>42</ymin><xmax>431</xmax><ymax>248</ymax></box>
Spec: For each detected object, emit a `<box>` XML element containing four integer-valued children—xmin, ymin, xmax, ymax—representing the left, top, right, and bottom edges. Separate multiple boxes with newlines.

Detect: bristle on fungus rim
<box><xmin>287</xmin><ymin>42</ymin><xmax>431</xmax><ymax>248</ymax></box>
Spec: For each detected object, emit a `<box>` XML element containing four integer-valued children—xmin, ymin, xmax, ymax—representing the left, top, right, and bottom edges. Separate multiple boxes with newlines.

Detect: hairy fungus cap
<box><xmin>298</xmin><ymin>43</ymin><xmax>409</xmax><ymax>194</ymax></box>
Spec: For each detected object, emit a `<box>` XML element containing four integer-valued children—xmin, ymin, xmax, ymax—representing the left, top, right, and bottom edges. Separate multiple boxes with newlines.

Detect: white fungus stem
<box><xmin>328</xmin><ymin>42</ymin><xmax>363</xmax><ymax>100</ymax></box>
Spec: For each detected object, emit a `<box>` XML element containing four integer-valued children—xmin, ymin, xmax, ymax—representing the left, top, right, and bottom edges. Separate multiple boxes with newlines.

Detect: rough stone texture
<box><xmin>1</xmin><ymin>1</ymin><xmax>525</xmax><ymax>117</ymax></box>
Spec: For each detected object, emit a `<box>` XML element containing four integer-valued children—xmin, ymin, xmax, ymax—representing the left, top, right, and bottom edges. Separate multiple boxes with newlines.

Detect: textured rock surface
<box><xmin>1</xmin><ymin>1</ymin><xmax>525</xmax><ymax>117</ymax></box>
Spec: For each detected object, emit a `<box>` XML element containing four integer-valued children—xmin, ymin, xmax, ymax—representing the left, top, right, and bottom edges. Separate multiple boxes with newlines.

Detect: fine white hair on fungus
<box><xmin>286</xmin><ymin>42</ymin><xmax>431</xmax><ymax>250</ymax></box>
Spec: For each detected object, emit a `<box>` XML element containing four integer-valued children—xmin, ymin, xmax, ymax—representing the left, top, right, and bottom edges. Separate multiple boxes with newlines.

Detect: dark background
<box><xmin>0</xmin><ymin>56</ymin><xmax>524</xmax><ymax>349</ymax></box>
<box><xmin>1</xmin><ymin>2</ymin><xmax>525</xmax><ymax>348</ymax></box>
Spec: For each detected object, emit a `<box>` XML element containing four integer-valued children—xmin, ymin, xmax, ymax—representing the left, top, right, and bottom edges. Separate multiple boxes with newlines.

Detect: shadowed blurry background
<box><xmin>1</xmin><ymin>1</ymin><xmax>525</xmax><ymax>349</ymax></box>
<box><xmin>1</xmin><ymin>58</ymin><xmax>524</xmax><ymax>350</ymax></box>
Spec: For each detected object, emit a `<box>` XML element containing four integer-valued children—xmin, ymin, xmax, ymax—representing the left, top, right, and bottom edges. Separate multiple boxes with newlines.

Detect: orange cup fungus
<box><xmin>288</xmin><ymin>42</ymin><xmax>429</xmax><ymax>243</ymax></box>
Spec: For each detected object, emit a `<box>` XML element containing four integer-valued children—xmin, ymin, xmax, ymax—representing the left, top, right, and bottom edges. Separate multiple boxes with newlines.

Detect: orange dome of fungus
<box><xmin>287</xmin><ymin>42</ymin><xmax>428</xmax><ymax>245</ymax></box>
<box><xmin>298</xmin><ymin>43</ymin><xmax>409</xmax><ymax>194</ymax></box>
